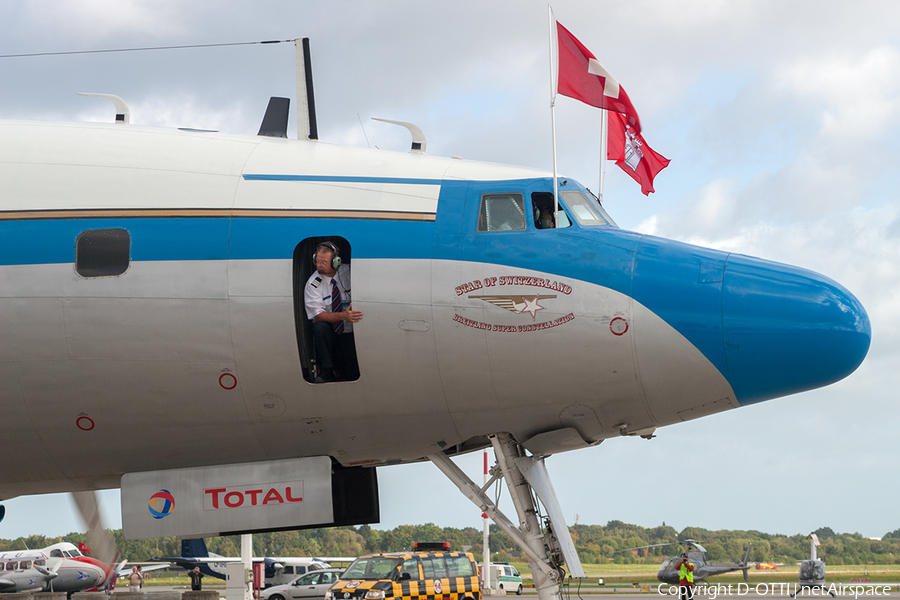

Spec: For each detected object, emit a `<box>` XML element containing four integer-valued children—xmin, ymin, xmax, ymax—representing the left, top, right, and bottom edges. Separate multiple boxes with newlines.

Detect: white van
<box><xmin>267</xmin><ymin>558</ymin><xmax>332</xmax><ymax>587</ymax></box>
<box><xmin>481</xmin><ymin>563</ymin><xmax>523</xmax><ymax>595</ymax></box>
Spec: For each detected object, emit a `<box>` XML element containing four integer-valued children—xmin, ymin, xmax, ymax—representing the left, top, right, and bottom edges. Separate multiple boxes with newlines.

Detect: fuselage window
<box><xmin>75</xmin><ymin>228</ymin><xmax>131</xmax><ymax>277</ymax></box>
<box><xmin>283</xmin><ymin>566</ymin><xmax>294</xmax><ymax>574</ymax></box>
<box><xmin>477</xmin><ymin>193</ymin><xmax>526</xmax><ymax>232</ymax></box>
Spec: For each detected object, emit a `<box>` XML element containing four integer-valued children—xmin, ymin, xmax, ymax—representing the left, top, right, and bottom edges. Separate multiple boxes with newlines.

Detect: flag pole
<box><xmin>599</xmin><ymin>109</ymin><xmax>606</xmax><ymax>202</ymax></box>
<box><xmin>548</xmin><ymin>5</ymin><xmax>559</xmax><ymax>225</ymax></box>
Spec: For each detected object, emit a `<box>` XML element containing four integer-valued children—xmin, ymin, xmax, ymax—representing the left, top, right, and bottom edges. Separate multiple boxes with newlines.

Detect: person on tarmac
<box><xmin>679</xmin><ymin>553</ymin><xmax>695</xmax><ymax>600</ymax></box>
<box><xmin>189</xmin><ymin>567</ymin><xmax>204</xmax><ymax>591</ymax></box>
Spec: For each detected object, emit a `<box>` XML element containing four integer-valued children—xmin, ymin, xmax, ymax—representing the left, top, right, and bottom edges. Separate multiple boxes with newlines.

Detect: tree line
<box><xmin>3</xmin><ymin>522</ymin><xmax>899</xmax><ymax>566</ymax></box>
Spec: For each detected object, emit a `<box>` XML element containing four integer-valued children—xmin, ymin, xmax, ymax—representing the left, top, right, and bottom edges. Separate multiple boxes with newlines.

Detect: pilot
<box><xmin>678</xmin><ymin>553</ymin><xmax>694</xmax><ymax>600</ymax></box>
<box><xmin>535</xmin><ymin>206</ymin><xmax>555</xmax><ymax>229</ymax></box>
<box><xmin>304</xmin><ymin>241</ymin><xmax>362</xmax><ymax>383</ymax></box>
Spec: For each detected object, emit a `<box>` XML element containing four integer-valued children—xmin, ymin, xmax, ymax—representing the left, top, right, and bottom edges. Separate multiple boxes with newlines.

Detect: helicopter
<box><xmin>791</xmin><ymin>534</ymin><xmax>835</xmax><ymax>598</ymax></box>
<box><xmin>638</xmin><ymin>540</ymin><xmax>753</xmax><ymax>584</ymax></box>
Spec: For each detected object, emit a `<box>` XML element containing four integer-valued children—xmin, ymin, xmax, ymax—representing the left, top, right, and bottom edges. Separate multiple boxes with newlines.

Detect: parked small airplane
<box><xmin>791</xmin><ymin>534</ymin><xmax>834</xmax><ymax>598</ymax></box>
<box><xmin>0</xmin><ymin>542</ymin><xmax>110</xmax><ymax>594</ymax></box>
<box><xmin>154</xmin><ymin>538</ymin><xmax>348</xmax><ymax>587</ymax></box>
<box><xmin>656</xmin><ymin>540</ymin><xmax>752</xmax><ymax>584</ymax></box>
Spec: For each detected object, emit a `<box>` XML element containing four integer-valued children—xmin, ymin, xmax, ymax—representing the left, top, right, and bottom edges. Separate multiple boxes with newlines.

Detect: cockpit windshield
<box><xmin>560</xmin><ymin>189</ymin><xmax>618</xmax><ymax>228</ymax></box>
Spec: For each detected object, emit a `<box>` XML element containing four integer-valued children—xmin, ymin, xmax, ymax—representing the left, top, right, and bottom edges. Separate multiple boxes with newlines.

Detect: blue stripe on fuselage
<box><xmin>0</xmin><ymin>217</ymin><xmax>435</xmax><ymax>266</ymax></box>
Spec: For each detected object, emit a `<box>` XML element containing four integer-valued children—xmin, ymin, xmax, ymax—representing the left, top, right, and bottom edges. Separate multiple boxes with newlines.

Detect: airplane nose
<box><xmin>722</xmin><ymin>254</ymin><xmax>871</xmax><ymax>404</ymax></box>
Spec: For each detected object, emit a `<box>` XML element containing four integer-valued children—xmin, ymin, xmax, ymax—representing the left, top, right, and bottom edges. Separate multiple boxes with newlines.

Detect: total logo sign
<box><xmin>203</xmin><ymin>481</ymin><xmax>304</xmax><ymax>510</ymax></box>
<box><xmin>148</xmin><ymin>489</ymin><xmax>175</xmax><ymax>519</ymax></box>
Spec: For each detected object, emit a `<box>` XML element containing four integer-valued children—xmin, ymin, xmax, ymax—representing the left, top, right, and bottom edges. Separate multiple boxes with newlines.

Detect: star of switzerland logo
<box><xmin>470</xmin><ymin>295</ymin><xmax>557</xmax><ymax>319</ymax></box>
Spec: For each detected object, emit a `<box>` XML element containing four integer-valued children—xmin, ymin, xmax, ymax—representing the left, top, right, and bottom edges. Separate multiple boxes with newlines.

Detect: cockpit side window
<box><xmin>50</xmin><ymin>550</ymin><xmax>64</xmax><ymax>558</ymax></box>
<box><xmin>477</xmin><ymin>194</ymin><xmax>526</xmax><ymax>232</ymax></box>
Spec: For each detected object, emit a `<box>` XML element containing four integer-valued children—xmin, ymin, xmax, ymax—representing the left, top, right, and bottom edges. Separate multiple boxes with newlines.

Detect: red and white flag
<box><xmin>556</xmin><ymin>20</ymin><xmax>642</xmax><ymax>134</ymax></box>
<box><xmin>607</xmin><ymin>110</ymin><xmax>670</xmax><ymax>195</ymax></box>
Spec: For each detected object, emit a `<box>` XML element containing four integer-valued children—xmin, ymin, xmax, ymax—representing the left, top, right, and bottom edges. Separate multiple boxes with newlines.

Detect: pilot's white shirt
<box><xmin>304</xmin><ymin>264</ymin><xmax>353</xmax><ymax>334</ymax></box>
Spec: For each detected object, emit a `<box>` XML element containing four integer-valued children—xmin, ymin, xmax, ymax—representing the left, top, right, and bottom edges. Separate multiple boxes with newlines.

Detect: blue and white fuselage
<box><xmin>0</xmin><ymin>119</ymin><xmax>870</xmax><ymax>498</ymax></box>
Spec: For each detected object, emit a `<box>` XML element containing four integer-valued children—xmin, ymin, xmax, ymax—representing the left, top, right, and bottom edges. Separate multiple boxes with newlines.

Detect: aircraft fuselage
<box><xmin>0</xmin><ymin>120</ymin><xmax>870</xmax><ymax>499</ymax></box>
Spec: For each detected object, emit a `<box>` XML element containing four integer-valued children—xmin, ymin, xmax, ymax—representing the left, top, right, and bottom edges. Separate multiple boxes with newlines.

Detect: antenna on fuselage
<box><xmin>294</xmin><ymin>37</ymin><xmax>318</xmax><ymax>140</ymax></box>
<box><xmin>371</xmin><ymin>118</ymin><xmax>426</xmax><ymax>153</ymax></box>
<box><xmin>258</xmin><ymin>97</ymin><xmax>290</xmax><ymax>138</ymax></box>
<box><xmin>76</xmin><ymin>92</ymin><xmax>130</xmax><ymax>124</ymax></box>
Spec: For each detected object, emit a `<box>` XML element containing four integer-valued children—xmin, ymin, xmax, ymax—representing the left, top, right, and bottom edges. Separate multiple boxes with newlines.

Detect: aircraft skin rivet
<box><xmin>76</xmin><ymin>416</ymin><xmax>95</xmax><ymax>431</ymax></box>
<box><xmin>219</xmin><ymin>373</ymin><xmax>238</xmax><ymax>390</ymax></box>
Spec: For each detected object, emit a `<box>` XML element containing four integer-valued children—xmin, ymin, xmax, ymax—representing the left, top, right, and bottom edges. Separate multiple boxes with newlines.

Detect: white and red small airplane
<box><xmin>0</xmin><ymin>542</ymin><xmax>112</xmax><ymax>594</ymax></box>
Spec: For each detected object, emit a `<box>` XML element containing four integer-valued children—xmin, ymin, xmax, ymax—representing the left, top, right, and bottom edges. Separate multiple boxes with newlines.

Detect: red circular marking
<box><xmin>219</xmin><ymin>373</ymin><xmax>237</xmax><ymax>390</ymax></box>
<box><xmin>76</xmin><ymin>416</ymin><xmax>95</xmax><ymax>431</ymax></box>
<box><xmin>610</xmin><ymin>317</ymin><xmax>629</xmax><ymax>336</ymax></box>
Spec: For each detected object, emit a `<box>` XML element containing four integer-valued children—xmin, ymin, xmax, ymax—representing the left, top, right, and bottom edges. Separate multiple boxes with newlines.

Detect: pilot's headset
<box><xmin>313</xmin><ymin>241</ymin><xmax>342</xmax><ymax>270</ymax></box>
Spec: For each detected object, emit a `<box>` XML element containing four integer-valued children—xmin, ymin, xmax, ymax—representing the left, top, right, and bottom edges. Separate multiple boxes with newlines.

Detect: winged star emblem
<box><xmin>470</xmin><ymin>295</ymin><xmax>557</xmax><ymax>319</ymax></box>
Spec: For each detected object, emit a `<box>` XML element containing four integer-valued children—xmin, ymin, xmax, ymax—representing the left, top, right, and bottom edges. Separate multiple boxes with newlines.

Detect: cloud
<box><xmin>14</xmin><ymin>0</ymin><xmax>189</xmax><ymax>43</ymax></box>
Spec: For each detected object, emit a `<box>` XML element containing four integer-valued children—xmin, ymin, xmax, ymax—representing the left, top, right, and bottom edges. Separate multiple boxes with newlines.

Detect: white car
<box><xmin>261</xmin><ymin>568</ymin><xmax>344</xmax><ymax>600</ymax></box>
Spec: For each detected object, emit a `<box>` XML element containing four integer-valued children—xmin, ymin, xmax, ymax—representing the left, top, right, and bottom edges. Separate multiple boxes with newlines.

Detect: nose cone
<box><xmin>723</xmin><ymin>254</ymin><xmax>871</xmax><ymax>405</ymax></box>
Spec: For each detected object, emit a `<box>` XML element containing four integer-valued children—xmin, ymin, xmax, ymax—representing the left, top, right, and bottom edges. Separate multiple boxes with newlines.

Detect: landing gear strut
<box><xmin>428</xmin><ymin>433</ymin><xmax>584</xmax><ymax>600</ymax></box>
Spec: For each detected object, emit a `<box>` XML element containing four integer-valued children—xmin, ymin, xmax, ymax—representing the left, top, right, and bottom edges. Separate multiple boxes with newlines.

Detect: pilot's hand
<box><xmin>343</xmin><ymin>303</ymin><xmax>363</xmax><ymax>323</ymax></box>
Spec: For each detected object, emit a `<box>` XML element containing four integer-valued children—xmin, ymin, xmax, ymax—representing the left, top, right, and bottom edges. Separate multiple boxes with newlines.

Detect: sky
<box><xmin>1</xmin><ymin>0</ymin><xmax>898</xmax><ymax>546</ymax></box>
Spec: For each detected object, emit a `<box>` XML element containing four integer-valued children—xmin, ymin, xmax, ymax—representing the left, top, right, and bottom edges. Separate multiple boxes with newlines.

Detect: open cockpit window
<box><xmin>477</xmin><ymin>193</ymin><xmax>526</xmax><ymax>232</ymax></box>
<box><xmin>531</xmin><ymin>192</ymin><xmax>572</xmax><ymax>229</ymax></box>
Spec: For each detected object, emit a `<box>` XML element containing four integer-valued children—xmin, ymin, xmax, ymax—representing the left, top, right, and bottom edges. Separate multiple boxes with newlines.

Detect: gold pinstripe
<box><xmin>0</xmin><ymin>208</ymin><xmax>436</xmax><ymax>222</ymax></box>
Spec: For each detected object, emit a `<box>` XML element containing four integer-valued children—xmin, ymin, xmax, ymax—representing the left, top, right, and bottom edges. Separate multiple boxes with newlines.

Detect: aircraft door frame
<box><xmin>292</xmin><ymin>236</ymin><xmax>357</xmax><ymax>383</ymax></box>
